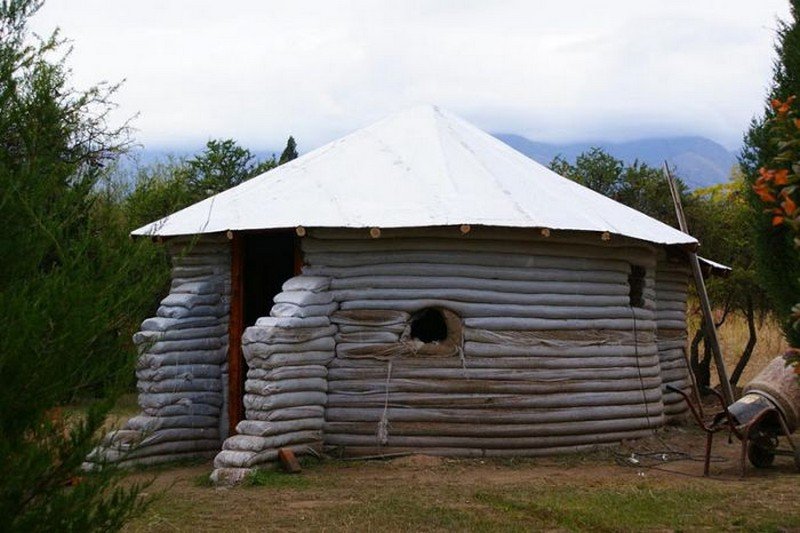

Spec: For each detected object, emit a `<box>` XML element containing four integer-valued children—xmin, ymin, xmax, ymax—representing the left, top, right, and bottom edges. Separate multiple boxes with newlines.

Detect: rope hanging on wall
<box><xmin>377</xmin><ymin>360</ymin><xmax>393</xmax><ymax>446</ymax></box>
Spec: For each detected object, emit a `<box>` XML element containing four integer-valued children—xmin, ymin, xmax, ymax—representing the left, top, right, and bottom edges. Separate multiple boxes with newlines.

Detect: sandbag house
<box><xmin>93</xmin><ymin>106</ymin><xmax>696</xmax><ymax>483</ymax></box>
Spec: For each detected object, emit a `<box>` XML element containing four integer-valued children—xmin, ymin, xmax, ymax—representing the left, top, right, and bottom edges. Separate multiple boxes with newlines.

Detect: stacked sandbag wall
<box><xmin>88</xmin><ymin>235</ymin><xmax>231</xmax><ymax>468</ymax></box>
<box><xmin>304</xmin><ymin>227</ymin><xmax>666</xmax><ymax>458</ymax></box>
<box><xmin>654</xmin><ymin>252</ymin><xmax>691</xmax><ymax>421</ymax></box>
<box><xmin>211</xmin><ymin>277</ymin><xmax>337</xmax><ymax>484</ymax></box>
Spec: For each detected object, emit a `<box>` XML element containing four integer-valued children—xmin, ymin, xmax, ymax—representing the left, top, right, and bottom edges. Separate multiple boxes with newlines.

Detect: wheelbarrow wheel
<box><xmin>747</xmin><ymin>440</ymin><xmax>776</xmax><ymax>468</ymax></box>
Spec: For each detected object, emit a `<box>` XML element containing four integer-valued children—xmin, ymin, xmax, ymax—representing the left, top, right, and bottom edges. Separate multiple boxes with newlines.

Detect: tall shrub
<box><xmin>0</xmin><ymin>1</ymin><xmax>165</xmax><ymax>529</ymax></box>
<box><xmin>740</xmin><ymin>0</ymin><xmax>800</xmax><ymax>346</ymax></box>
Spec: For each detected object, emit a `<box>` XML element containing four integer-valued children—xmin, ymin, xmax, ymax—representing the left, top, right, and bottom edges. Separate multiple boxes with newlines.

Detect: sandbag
<box><xmin>222</xmin><ymin>430</ymin><xmax>321</xmax><ymax>452</ymax></box>
<box><xmin>138</xmin><ymin>427</ymin><xmax>220</xmax><ymax>447</ymax></box>
<box><xmin>137</xmin><ymin>349</ymin><xmax>227</xmax><ymax>369</ymax></box>
<box><xmin>242</xmin><ymin>337</ymin><xmax>335</xmax><ymax>358</ymax></box>
<box><xmin>337</xmin><ymin>323</ymin><xmax>407</xmax><ymax>334</ymax></box>
<box><xmin>126</xmin><ymin>415</ymin><xmax>219</xmax><ymax>431</ymax></box>
<box><xmin>157</xmin><ymin>304</ymin><xmax>225</xmax><ymax>319</ymax></box>
<box><xmin>171</xmin><ymin>281</ymin><xmax>221</xmax><ymax>295</ymax></box>
<box><xmin>244</xmin><ymin>405</ymin><xmax>325</xmax><ymax>422</ymax></box>
<box><xmin>133</xmin><ymin>325</ymin><xmax>227</xmax><ymax>344</ymax></box>
<box><xmin>247</xmin><ymin>365</ymin><xmax>328</xmax><ymax>381</ymax></box>
<box><xmin>331</xmin><ymin>309</ymin><xmax>411</xmax><ymax>326</ymax></box>
<box><xmin>144</xmin><ymin>338</ymin><xmax>222</xmax><ymax>355</ymax></box>
<box><xmin>140</xmin><ymin>316</ymin><xmax>220</xmax><ymax>332</ymax></box>
<box><xmin>160</xmin><ymin>292</ymin><xmax>220</xmax><ymax>309</ymax></box>
<box><xmin>137</xmin><ymin>378</ymin><xmax>221</xmax><ymax>394</ymax></box>
<box><xmin>243</xmin><ymin>391</ymin><xmax>328</xmax><ymax>411</ymax></box>
<box><xmin>236</xmin><ymin>418</ymin><xmax>325</xmax><ymax>437</ymax></box>
<box><xmin>138</xmin><ymin>391</ymin><xmax>222</xmax><ymax>410</ymax></box>
<box><xmin>245</xmin><ymin>351</ymin><xmax>335</xmax><ymax>370</ymax></box>
<box><xmin>244</xmin><ymin>377</ymin><xmax>328</xmax><ymax>396</ymax></box>
<box><xmin>149</xmin><ymin>403</ymin><xmax>220</xmax><ymax>417</ymax></box>
<box><xmin>273</xmin><ymin>290</ymin><xmax>334</xmax><ymax>306</ymax></box>
<box><xmin>270</xmin><ymin>302</ymin><xmax>338</xmax><ymax>318</ymax></box>
<box><xmin>282</xmin><ymin>276</ymin><xmax>331</xmax><ymax>293</ymax></box>
<box><xmin>242</xmin><ymin>325</ymin><xmax>337</xmax><ymax>344</ymax></box>
<box><xmin>334</xmin><ymin>331</ymin><xmax>401</xmax><ymax>344</ymax></box>
<box><xmin>255</xmin><ymin>316</ymin><xmax>330</xmax><ymax>328</ymax></box>
<box><xmin>136</xmin><ymin>364</ymin><xmax>222</xmax><ymax>382</ymax></box>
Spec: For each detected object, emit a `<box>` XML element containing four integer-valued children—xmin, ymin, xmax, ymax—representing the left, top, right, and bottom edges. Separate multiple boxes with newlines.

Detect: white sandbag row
<box><xmin>302</xmin><ymin>236</ymin><xmax>656</xmax><ymax>266</ymax></box>
<box><xmin>329</xmin><ymin>353</ymin><xmax>662</xmax><ymax>371</ymax></box>
<box><xmin>212</xmin><ymin>275</ymin><xmax>336</xmax><ymax>474</ymax></box>
<box><xmin>87</xmin><ymin>235</ymin><xmax>231</xmax><ymax>468</ymax></box>
<box><xmin>136</xmin><ymin>364</ymin><xmax>222</xmax><ymax>382</ymax></box>
<box><xmin>332</xmin><ymin>288</ymin><xmax>638</xmax><ymax>309</ymax></box>
<box><xmin>330</xmin><ymin>276</ymin><xmax>632</xmax><ymax>296</ymax></box>
<box><xmin>305</xmin><ymin>250</ymin><xmax>649</xmax><ymax>272</ymax></box>
<box><xmin>338</xmin><ymin>299</ymin><xmax>657</xmax><ymax>320</ymax></box>
<box><xmin>326</xmin><ymin>403</ymin><xmax>658</xmax><ymax>425</ymax></box>
<box><xmin>327</xmin><ymin>365</ymin><xmax>661</xmax><ymax>382</ymax></box>
<box><xmin>655</xmin><ymin>256</ymin><xmax>691</xmax><ymax>421</ymax></box>
<box><xmin>305</xmin><ymin>263</ymin><xmax>628</xmax><ymax>283</ymax></box>
<box><xmin>463</xmin><ymin>328</ymin><xmax>656</xmax><ymax>346</ymax></box>
<box><xmin>328</xmin><ymin>375</ymin><xmax>663</xmax><ymax>395</ymax></box>
<box><xmin>323</xmin><ymin>428</ymin><xmax>660</xmax><ymax>453</ymax></box>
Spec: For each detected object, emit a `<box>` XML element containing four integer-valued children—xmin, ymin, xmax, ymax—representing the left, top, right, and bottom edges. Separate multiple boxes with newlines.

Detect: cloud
<box><xmin>32</xmin><ymin>0</ymin><xmax>790</xmax><ymax>151</ymax></box>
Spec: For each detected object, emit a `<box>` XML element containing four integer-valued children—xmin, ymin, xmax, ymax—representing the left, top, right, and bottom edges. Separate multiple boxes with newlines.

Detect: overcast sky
<box><xmin>31</xmin><ymin>1</ymin><xmax>791</xmax><ymax>152</ymax></box>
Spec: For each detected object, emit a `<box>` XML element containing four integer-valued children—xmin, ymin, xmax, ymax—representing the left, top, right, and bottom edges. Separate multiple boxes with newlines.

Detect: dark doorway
<box><xmin>243</xmin><ymin>232</ymin><xmax>298</xmax><ymax>327</ymax></box>
<box><xmin>228</xmin><ymin>231</ymin><xmax>299</xmax><ymax>434</ymax></box>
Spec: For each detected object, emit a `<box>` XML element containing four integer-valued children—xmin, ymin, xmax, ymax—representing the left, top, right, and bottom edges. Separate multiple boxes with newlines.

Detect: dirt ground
<box><xmin>124</xmin><ymin>420</ymin><xmax>800</xmax><ymax>533</ymax></box>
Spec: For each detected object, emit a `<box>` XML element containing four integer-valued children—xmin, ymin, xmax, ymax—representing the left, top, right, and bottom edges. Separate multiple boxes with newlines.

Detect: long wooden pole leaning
<box><xmin>227</xmin><ymin>232</ymin><xmax>245</xmax><ymax>435</ymax></box>
<box><xmin>663</xmin><ymin>163</ymin><xmax>735</xmax><ymax>406</ymax></box>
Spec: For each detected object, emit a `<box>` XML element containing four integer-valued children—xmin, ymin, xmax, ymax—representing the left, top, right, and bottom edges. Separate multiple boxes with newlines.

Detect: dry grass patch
<box><xmin>688</xmin><ymin>309</ymin><xmax>788</xmax><ymax>387</ymax></box>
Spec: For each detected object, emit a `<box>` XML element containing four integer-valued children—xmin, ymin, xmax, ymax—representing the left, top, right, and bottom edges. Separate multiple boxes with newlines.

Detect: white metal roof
<box><xmin>132</xmin><ymin>105</ymin><xmax>696</xmax><ymax>246</ymax></box>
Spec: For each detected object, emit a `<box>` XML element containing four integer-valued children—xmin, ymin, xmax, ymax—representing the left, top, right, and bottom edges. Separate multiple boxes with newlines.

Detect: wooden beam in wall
<box><xmin>293</xmin><ymin>236</ymin><xmax>303</xmax><ymax>275</ymax></box>
<box><xmin>227</xmin><ymin>232</ymin><xmax>245</xmax><ymax>435</ymax></box>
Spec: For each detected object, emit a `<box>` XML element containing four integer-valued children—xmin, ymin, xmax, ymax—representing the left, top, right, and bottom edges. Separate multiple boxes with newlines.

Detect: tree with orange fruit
<box><xmin>741</xmin><ymin>0</ymin><xmax>800</xmax><ymax>359</ymax></box>
<box><xmin>751</xmin><ymin>95</ymin><xmax>800</xmax><ymax>374</ymax></box>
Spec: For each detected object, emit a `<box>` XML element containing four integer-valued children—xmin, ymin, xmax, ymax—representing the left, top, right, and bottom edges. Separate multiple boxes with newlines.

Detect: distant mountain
<box><xmin>129</xmin><ymin>135</ymin><xmax>736</xmax><ymax>190</ymax></box>
<box><xmin>494</xmin><ymin>134</ymin><xmax>738</xmax><ymax>189</ymax></box>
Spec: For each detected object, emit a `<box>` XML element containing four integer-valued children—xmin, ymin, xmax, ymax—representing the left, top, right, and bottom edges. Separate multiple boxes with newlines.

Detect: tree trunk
<box><xmin>729</xmin><ymin>297</ymin><xmax>757</xmax><ymax>387</ymax></box>
<box><xmin>690</xmin><ymin>324</ymin><xmax>711</xmax><ymax>392</ymax></box>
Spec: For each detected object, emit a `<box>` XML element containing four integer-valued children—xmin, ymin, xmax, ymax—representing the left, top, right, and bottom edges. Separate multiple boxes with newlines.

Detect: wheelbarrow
<box><xmin>668</xmin><ymin>355</ymin><xmax>800</xmax><ymax>477</ymax></box>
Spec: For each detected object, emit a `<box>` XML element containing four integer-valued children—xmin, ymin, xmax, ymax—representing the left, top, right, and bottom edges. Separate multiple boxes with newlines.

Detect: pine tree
<box><xmin>279</xmin><ymin>135</ymin><xmax>298</xmax><ymax>164</ymax></box>
<box><xmin>0</xmin><ymin>1</ymin><xmax>162</xmax><ymax>529</ymax></box>
<box><xmin>740</xmin><ymin>0</ymin><xmax>800</xmax><ymax>346</ymax></box>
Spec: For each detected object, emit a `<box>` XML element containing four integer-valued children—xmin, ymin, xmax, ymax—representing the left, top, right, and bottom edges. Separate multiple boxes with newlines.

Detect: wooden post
<box><xmin>227</xmin><ymin>232</ymin><xmax>245</xmax><ymax>435</ymax></box>
<box><xmin>293</xmin><ymin>236</ymin><xmax>303</xmax><ymax>276</ymax></box>
<box><xmin>663</xmin><ymin>163</ymin><xmax>735</xmax><ymax>406</ymax></box>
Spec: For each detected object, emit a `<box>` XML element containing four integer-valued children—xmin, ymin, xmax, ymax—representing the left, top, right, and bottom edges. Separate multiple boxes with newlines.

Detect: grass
<box><xmin>244</xmin><ymin>468</ymin><xmax>311</xmax><ymax>489</ymax></box>
<box><xmin>125</xmin><ymin>450</ymin><xmax>800</xmax><ymax>532</ymax></box>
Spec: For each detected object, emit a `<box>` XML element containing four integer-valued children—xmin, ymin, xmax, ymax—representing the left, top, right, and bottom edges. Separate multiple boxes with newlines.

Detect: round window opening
<box><xmin>410</xmin><ymin>308</ymin><xmax>448</xmax><ymax>343</ymax></box>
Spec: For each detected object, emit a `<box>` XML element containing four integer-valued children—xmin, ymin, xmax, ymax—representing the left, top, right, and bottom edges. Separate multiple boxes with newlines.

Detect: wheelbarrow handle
<box><xmin>666</xmin><ymin>384</ymin><xmax>708</xmax><ymax>430</ymax></box>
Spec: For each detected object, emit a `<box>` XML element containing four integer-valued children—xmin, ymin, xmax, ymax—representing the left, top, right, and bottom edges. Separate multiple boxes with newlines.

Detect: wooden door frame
<box><xmin>227</xmin><ymin>232</ymin><xmax>245</xmax><ymax>435</ymax></box>
<box><xmin>227</xmin><ymin>230</ymin><xmax>303</xmax><ymax>436</ymax></box>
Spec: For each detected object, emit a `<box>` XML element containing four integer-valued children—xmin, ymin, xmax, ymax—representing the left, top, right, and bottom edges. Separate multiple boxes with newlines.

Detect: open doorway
<box><xmin>243</xmin><ymin>232</ymin><xmax>298</xmax><ymax>327</ymax></box>
<box><xmin>228</xmin><ymin>231</ymin><xmax>300</xmax><ymax>434</ymax></box>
